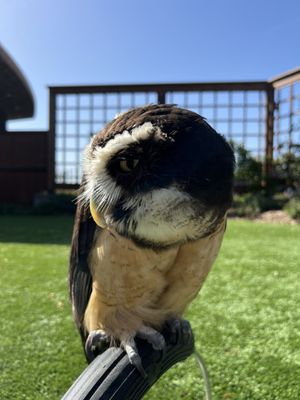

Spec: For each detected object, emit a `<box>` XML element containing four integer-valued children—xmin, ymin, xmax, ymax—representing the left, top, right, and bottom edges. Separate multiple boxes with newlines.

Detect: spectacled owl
<box><xmin>69</xmin><ymin>104</ymin><xmax>235</xmax><ymax>374</ymax></box>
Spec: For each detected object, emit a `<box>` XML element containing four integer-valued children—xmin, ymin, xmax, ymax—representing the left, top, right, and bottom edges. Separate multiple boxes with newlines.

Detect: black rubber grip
<box><xmin>62</xmin><ymin>320</ymin><xmax>195</xmax><ymax>400</ymax></box>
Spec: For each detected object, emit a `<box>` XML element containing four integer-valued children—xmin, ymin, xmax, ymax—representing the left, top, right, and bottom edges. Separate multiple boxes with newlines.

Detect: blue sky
<box><xmin>1</xmin><ymin>0</ymin><xmax>299</xmax><ymax>130</ymax></box>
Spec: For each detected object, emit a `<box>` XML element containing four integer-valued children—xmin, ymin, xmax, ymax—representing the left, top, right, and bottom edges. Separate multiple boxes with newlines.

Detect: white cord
<box><xmin>193</xmin><ymin>350</ymin><xmax>212</xmax><ymax>400</ymax></box>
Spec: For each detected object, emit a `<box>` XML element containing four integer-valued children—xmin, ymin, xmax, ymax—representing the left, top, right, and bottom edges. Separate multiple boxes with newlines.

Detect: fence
<box><xmin>271</xmin><ymin>68</ymin><xmax>300</xmax><ymax>159</ymax></box>
<box><xmin>49</xmin><ymin>80</ymin><xmax>278</xmax><ymax>190</ymax></box>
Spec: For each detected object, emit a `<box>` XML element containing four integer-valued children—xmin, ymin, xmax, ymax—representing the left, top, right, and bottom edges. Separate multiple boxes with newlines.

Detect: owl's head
<box><xmin>80</xmin><ymin>105</ymin><xmax>235</xmax><ymax>248</ymax></box>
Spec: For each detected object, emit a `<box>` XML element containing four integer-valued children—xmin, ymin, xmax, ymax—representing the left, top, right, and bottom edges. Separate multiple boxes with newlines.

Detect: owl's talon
<box><xmin>166</xmin><ymin>318</ymin><xmax>193</xmax><ymax>345</ymax></box>
<box><xmin>128</xmin><ymin>352</ymin><xmax>147</xmax><ymax>378</ymax></box>
<box><xmin>85</xmin><ymin>330</ymin><xmax>110</xmax><ymax>362</ymax></box>
<box><xmin>136</xmin><ymin>326</ymin><xmax>166</xmax><ymax>360</ymax></box>
<box><xmin>124</xmin><ymin>338</ymin><xmax>147</xmax><ymax>378</ymax></box>
<box><xmin>181</xmin><ymin>319</ymin><xmax>192</xmax><ymax>343</ymax></box>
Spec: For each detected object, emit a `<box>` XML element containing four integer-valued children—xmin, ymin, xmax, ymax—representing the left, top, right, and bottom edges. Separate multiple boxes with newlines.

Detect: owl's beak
<box><xmin>90</xmin><ymin>197</ymin><xmax>108</xmax><ymax>228</ymax></box>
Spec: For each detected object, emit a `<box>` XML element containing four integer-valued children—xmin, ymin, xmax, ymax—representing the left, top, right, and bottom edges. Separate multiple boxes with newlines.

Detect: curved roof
<box><xmin>0</xmin><ymin>45</ymin><xmax>34</xmax><ymax>121</ymax></box>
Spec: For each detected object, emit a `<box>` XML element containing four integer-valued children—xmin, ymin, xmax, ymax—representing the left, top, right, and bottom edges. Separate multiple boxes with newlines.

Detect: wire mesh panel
<box><xmin>49</xmin><ymin>81</ymin><xmax>271</xmax><ymax>188</ymax></box>
<box><xmin>53</xmin><ymin>91</ymin><xmax>157</xmax><ymax>185</ymax></box>
<box><xmin>273</xmin><ymin>75</ymin><xmax>300</xmax><ymax>160</ymax></box>
<box><xmin>166</xmin><ymin>90</ymin><xmax>267</xmax><ymax>158</ymax></box>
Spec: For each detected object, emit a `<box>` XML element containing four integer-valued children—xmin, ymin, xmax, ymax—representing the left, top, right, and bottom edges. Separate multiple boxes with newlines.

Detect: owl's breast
<box><xmin>88</xmin><ymin>228</ymin><xmax>179</xmax><ymax>307</ymax></box>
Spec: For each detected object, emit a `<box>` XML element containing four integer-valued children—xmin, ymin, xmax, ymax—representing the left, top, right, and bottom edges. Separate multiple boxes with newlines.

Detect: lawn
<box><xmin>0</xmin><ymin>216</ymin><xmax>299</xmax><ymax>399</ymax></box>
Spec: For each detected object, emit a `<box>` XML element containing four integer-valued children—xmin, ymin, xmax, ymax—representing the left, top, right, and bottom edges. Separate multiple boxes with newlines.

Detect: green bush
<box><xmin>274</xmin><ymin>151</ymin><xmax>300</xmax><ymax>190</ymax></box>
<box><xmin>230</xmin><ymin>142</ymin><xmax>263</xmax><ymax>189</ymax></box>
<box><xmin>258</xmin><ymin>192</ymin><xmax>288</xmax><ymax>212</ymax></box>
<box><xmin>231</xmin><ymin>193</ymin><xmax>261</xmax><ymax>217</ymax></box>
<box><xmin>284</xmin><ymin>197</ymin><xmax>300</xmax><ymax>220</ymax></box>
<box><xmin>0</xmin><ymin>203</ymin><xmax>32</xmax><ymax>215</ymax></box>
<box><xmin>231</xmin><ymin>192</ymin><xmax>289</xmax><ymax>218</ymax></box>
<box><xmin>33</xmin><ymin>192</ymin><xmax>76</xmax><ymax>215</ymax></box>
<box><xmin>0</xmin><ymin>192</ymin><xmax>77</xmax><ymax>215</ymax></box>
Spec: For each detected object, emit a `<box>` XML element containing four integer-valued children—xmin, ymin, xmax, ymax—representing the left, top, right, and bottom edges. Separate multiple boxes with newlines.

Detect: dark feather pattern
<box><xmin>69</xmin><ymin>196</ymin><xmax>97</xmax><ymax>344</ymax></box>
<box><xmin>90</xmin><ymin>104</ymin><xmax>208</xmax><ymax>149</ymax></box>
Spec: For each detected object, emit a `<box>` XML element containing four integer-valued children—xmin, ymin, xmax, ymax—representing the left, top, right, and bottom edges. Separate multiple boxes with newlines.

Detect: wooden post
<box><xmin>47</xmin><ymin>89</ymin><xmax>56</xmax><ymax>192</ymax></box>
<box><xmin>264</xmin><ymin>85</ymin><xmax>275</xmax><ymax>186</ymax></box>
<box><xmin>157</xmin><ymin>90</ymin><xmax>166</xmax><ymax>104</ymax></box>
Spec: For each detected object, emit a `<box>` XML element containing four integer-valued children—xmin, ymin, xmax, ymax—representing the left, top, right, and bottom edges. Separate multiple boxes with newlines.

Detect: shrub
<box><xmin>258</xmin><ymin>192</ymin><xmax>288</xmax><ymax>212</ymax></box>
<box><xmin>230</xmin><ymin>192</ymin><xmax>289</xmax><ymax>218</ymax></box>
<box><xmin>0</xmin><ymin>203</ymin><xmax>31</xmax><ymax>215</ymax></box>
<box><xmin>33</xmin><ymin>192</ymin><xmax>76</xmax><ymax>214</ymax></box>
<box><xmin>274</xmin><ymin>151</ymin><xmax>300</xmax><ymax>191</ymax></box>
<box><xmin>230</xmin><ymin>193</ymin><xmax>261</xmax><ymax>218</ymax></box>
<box><xmin>0</xmin><ymin>192</ymin><xmax>77</xmax><ymax>216</ymax></box>
<box><xmin>284</xmin><ymin>197</ymin><xmax>300</xmax><ymax>220</ymax></box>
<box><xmin>230</xmin><ymin>142</ymin><xmax>263</xmax><ymax>190</ymax></box>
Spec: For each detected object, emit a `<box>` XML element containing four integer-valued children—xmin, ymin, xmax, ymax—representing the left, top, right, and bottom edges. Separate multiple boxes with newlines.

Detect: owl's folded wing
<box><xmin>69</xmin><ymin>199</ymin><xmax>97</xmax><ymax>345</ymax></box>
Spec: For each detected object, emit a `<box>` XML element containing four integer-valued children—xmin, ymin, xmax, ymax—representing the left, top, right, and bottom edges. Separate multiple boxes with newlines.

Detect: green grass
<box><xmin>0</xmin><ymin>216</ymin><xmax>299</xmax><ymax>399</ymax></box>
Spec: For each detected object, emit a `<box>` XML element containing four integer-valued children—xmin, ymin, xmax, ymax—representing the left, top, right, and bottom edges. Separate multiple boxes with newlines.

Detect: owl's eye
<box><xmin>119</xmin><ymin>158</ymin><xmax>139</xmax><ymax>172</ymax></box>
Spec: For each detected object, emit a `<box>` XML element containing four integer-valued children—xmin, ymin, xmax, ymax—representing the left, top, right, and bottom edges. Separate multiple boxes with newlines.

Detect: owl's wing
<box><xmin>69</xmin><ymin>199</ymin><xmax>97</xmax><ymax>344</ymax></box>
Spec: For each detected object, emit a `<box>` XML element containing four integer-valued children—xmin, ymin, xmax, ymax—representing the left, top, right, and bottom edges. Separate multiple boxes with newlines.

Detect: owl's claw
<box><xmin>166</xmin><ymin>318</ymin><xmax>193</xmax><ymax>345</ymax></box>
<box><xmin>123</xmin><ymin>326</ymin><xmax>166</xmax><ymax>377</ymax></box>
<box><xmin>86</xmin><ymin>327</ymin><xmax>167</xmax><ymax>376</ymax></box>
<box><xmin>85</xmin><ymin>330</ymin><xmax>110</xmax><ymax>362</ymax></box>
<box><xmin>123</xmin><ymin>338</ymin><xmax>147</xmax><ymax>378</ymax></box>
<box><xmin>136</xmin><ymin>326</ymin><xmax>166</xmax><ymax>355</ymax></box>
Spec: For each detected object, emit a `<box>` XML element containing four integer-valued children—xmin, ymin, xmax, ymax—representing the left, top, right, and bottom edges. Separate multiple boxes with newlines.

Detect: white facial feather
<box><xmin>79</xmin><ymin>122</ymin><xmax>163</xmax><ymax>208</ymax></box>
<box><xmin>111</xmin><ymin>186</ymin><xmax>215</xmax><ymax>246</ymax></box>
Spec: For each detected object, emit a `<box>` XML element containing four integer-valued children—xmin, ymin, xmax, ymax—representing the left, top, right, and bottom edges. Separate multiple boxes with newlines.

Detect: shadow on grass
<box><xmin>0</xmin><ymin>215</ymin><xmax>74</xmax><ymax>245</ymax></box>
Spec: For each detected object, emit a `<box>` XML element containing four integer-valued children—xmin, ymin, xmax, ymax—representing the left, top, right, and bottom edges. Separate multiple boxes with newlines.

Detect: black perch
<box><xmin>62</xmin><ymin>320</ymin><xmax>196</xmax><ymax>400</ymax></box>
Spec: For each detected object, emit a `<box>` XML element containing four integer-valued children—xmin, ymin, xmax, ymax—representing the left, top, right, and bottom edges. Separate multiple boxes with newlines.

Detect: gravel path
<box><xmin>256</xmin><ymin>210</ymin><xmax>297</xmax><ymax>225</ymax></box>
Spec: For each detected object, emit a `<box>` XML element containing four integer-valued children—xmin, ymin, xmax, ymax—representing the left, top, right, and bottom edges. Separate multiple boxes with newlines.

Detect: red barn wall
<box><xmin>0</xmin><ymin>131</ymin><xmax>48</xmax><ymax>204</ymax></box>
